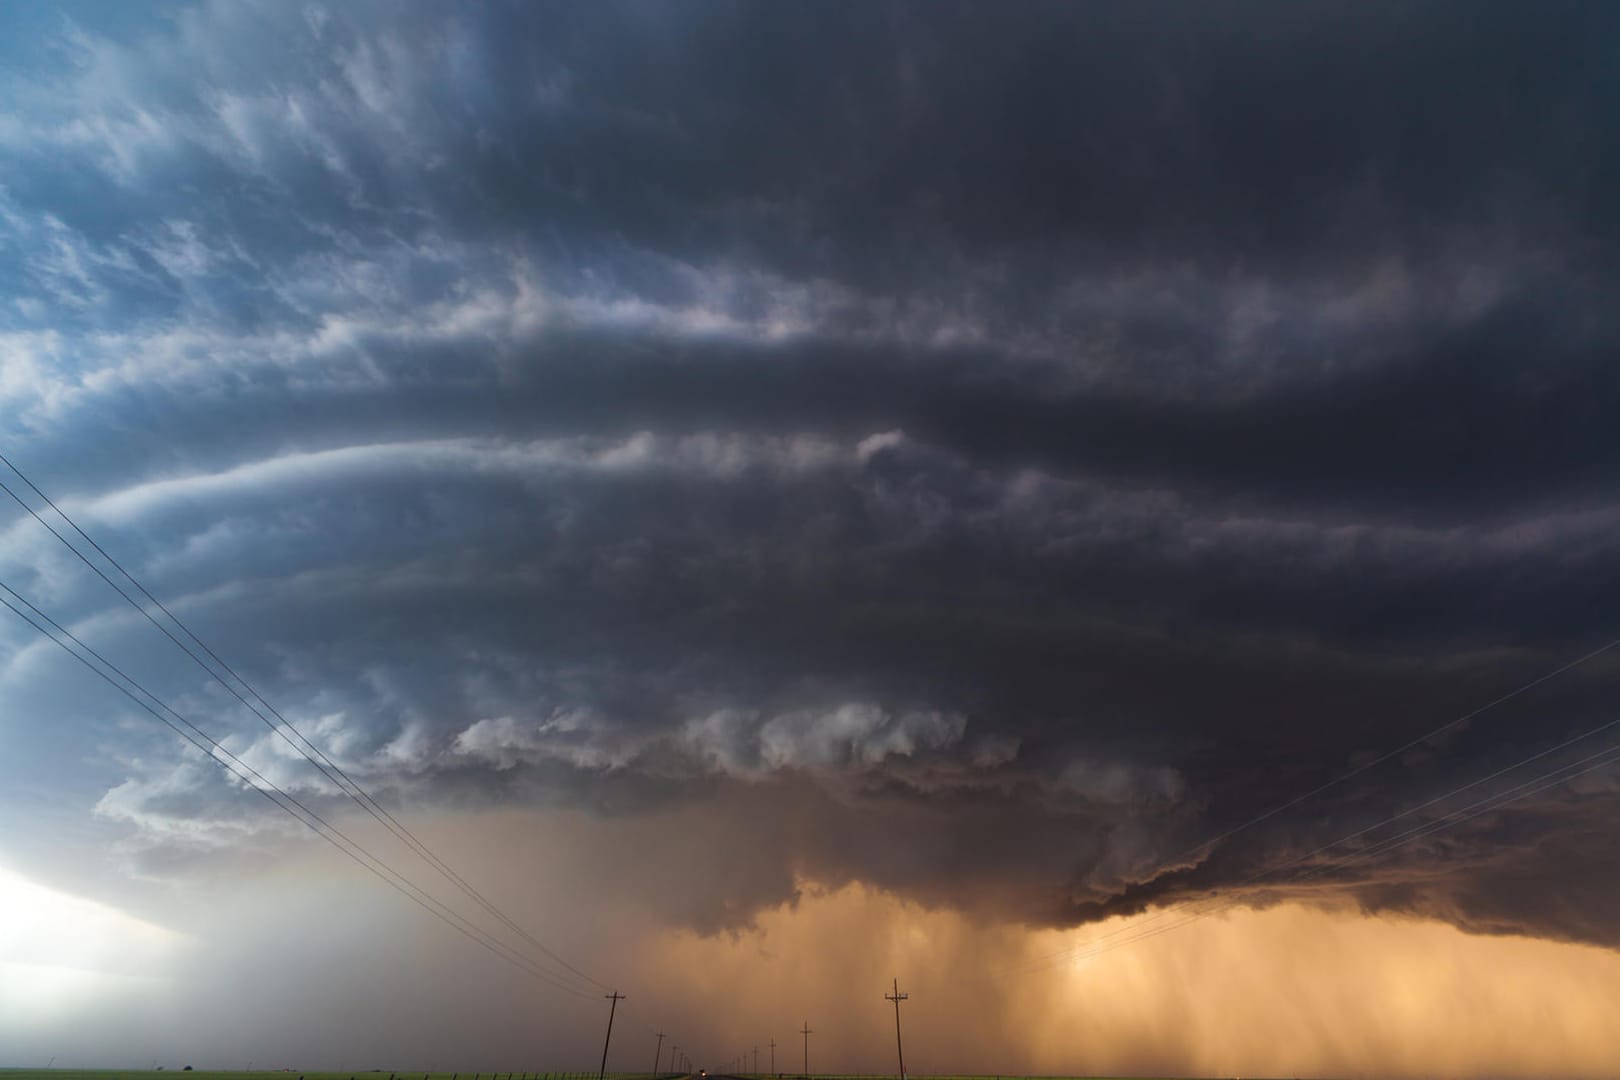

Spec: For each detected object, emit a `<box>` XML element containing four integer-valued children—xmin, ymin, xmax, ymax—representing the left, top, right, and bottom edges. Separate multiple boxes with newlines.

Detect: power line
<box><xmin>0</xmin><ymin>580</ymin><xmax>592</xmax><ymax>996</ymax></box>
<box><xmin>1010</xmin><ymin>636</ymin><xmax>1620</xmax><ymax>971</ymax></box>
<box><xmin>883</xmin><ymin>978</ymin><xmax>908</xmax><ymax>1080</ymax></box>
<box><xmin>0</xmin><ymin>459</ymin><xmax>603</xmax><ymax>991</ymax></box>
<box><xmin>1042</xmin><ymin>736</ymin><xmax>1620</xmax><ymax>968</ymax></box>
<box><xmin>1295</xmin><ymin>739</ymin><xmax>1620</xmax><ymax>887</ymax></box>
<box><xmin>597</xmin><ymin>992</ymin><xmax>625</xmax><ymax>1080</ymax></box>
<box><xmin>0</xmin><ymin>452</ymin><xmax>607</xmax><ymax>994</ymax></box>
<box><xmin>1010</xmin><ymin>708</ymin><xmax>1620</xmax><ymax>973</ymax></box>
<box><xmin>1174</xmin><ymin>637</ymin><xmax>1620</xmax><ymax>863</ymax></box>
<box><xmin>0</xmin><ymin>579</ymin><xmax>596</xmax><ymax>999</ymax></box>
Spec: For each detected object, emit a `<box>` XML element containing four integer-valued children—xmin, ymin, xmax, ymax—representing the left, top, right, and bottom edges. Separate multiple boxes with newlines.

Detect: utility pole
<box><xmin>799</xmin><ymin>1023</ymin><xmax>812</xmax><ymax>1079</ymax></box>
<box><xmin>653</xmin><ymin>1033</ymin><xmax>667</xmax><ymax>1078</ymax></box>
<box><xmin>670</xmin><ymin>1047</ymin><xmax>679</xmax><ymax>1076</ymax></box>
<box><xmin>884</xmin><ymin>978</ymin><xmax>909</xmax><ymax>1080</ymax></box>
<box><xmin>768</xmin><ymin>1040</ymin><xmax>776</xmax><ymax>1077</ymax></box>
<box><xmin>753</xmin><ymin>1048</ymin><xmax>758</xmax><ymax>1075</ymax></box>
<box><xmin>598</xmin><ymin>991</ymin><xmax>625</xmax><ymax>1080</ymax></box>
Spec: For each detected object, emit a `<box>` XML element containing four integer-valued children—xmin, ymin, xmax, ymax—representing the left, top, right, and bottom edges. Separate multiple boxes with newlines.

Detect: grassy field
<box><xmin>0</xmin><ymin>1073</ymin><xmax>1166</xmax><ymax>1080</ymax></box>
<box><xmin>0</xmin><ymin>1072</ymin><xmax>671</xmax><ymax>1080</ymax></box>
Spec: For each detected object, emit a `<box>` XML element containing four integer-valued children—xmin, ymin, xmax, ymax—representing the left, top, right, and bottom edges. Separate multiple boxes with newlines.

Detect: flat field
<box><xmin>0</xmin><ymin>1072</ymin><xmax>1163</xmax><ymax>1080</ymax></box>
<box><xmin>0</xmin><ymin>1072</ymin><xmax>656</xmax><ymax>1080</ymax></box>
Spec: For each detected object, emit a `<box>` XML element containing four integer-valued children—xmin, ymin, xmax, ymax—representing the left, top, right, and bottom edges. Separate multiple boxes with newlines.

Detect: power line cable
<box><xmin>0</xmin><ymin>582</ymin><xmax>594</xmax><ymax>998</ymax></box>
<box><xmin>1009</xmin><ymin>637</ymin><xmax>1620</xmax><ymax>970</ymax></box>
<box><xmin>0</xmin><ymin>578</ymin><xmax>597</xmax><ymax>999</ymax></box>
<box><xmin>1293</xmin><ymin>739</ymin><xmax>1620</xmax><ymax>886</ymax></box>
<box><xmin>1038</xmin><ymin>736</ymin><xmax>1620</xmax><ymax>968</ymax></box>
<box><xmin>1009</xmin><ymin>709</ymin><xmax>1620</xmax><ymax>973</ymax></box>
<box><xmin>0</xmin><ymin>580</ymin><xmax>591</xmax><ymax>996</ymax></box>
<box><xmin>1169</xmin><ymin>637</ymin><xmax>1620</xmax><ymax>864</ymax></box>
<box><xmin>0</xmin><ymin>453</ymin><xmax>607</xmax><ymax>993</ymax></box>
<box><xmin>0</xmin><ymin>463</ymin><xmax>602</xmax><ymax>991</ymax></box>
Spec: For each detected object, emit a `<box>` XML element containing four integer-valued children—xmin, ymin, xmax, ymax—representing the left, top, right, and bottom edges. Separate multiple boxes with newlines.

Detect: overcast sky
<box><xmin>3</xmin><ymin>2</ymin><xmax>1620</xmax><ymax>1077</ymax></box>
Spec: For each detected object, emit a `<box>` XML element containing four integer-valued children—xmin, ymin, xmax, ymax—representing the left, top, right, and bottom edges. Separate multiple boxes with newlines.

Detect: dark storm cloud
<box><xmin>4</xmin><ymin>0</ymin><xmax>1620</xmax><ymax>959</ymax></box>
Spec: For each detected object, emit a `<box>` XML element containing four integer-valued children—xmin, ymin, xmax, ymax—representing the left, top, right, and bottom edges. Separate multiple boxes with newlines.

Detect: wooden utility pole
<box><xmin>598</xmin><ymin>991</ymin><xmax>625</xmax><ymax>1080</ymax></box>
<box><xmin>653</xmin><ymin>1032</ymin><xmax>667</xmax><ymax>1078</ymax></box>
<box><xmin>884</xmin><ymin>978</ymin><xmax>909</xmax><ymax>1080</ymax></box>
<box><xmin>799</xmin><ymin>1023</ymin><xmax>812</xmax><ymax>1079</ymax></box>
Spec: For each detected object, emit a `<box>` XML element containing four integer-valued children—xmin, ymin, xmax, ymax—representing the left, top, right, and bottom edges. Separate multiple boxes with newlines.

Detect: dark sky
<box><xmin>2</xmin><ymin>2</ymin><xmax>1620</xmax><ymax>1075</ymax></box>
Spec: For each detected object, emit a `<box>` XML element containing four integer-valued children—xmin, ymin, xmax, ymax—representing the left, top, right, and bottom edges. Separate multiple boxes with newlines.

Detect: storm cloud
<box><xmin>4</xmin><ymin>1</ymin><xmax>1620</xmax><ymax>1047</ymax></box>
